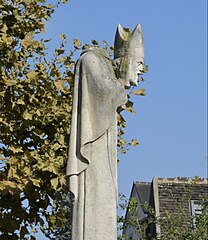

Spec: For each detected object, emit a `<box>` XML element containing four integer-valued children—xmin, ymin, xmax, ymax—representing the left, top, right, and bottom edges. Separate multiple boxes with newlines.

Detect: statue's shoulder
<box><xmin>79</xmin><ymin>47</ymin><xmax>111</xmax><ymax>65</ymax></box>
<box><xmin>75</xmin><ymin>47</ymin><xmax>115</xmax><ymax>77</ymax></box>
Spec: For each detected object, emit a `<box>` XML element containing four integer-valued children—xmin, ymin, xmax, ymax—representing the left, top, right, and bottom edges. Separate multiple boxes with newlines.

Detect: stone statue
<box><xmin>66</xmin><ymin>24</ymin><xmax>144</xmax><ymax>240</ymax></box>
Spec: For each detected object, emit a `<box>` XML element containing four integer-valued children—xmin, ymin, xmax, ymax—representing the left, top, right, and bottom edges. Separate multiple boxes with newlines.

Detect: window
<box><xmin>190</xmin><ymin>200</ymin><xmax>203</xmax><ymax>228</ymax></box>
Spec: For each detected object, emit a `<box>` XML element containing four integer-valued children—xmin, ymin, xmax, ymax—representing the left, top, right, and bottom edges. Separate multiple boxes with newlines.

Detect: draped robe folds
<box><xmin>66</xmin><ymin>48</ymin><xmax>126</xmax><ymax>240</ymax></box>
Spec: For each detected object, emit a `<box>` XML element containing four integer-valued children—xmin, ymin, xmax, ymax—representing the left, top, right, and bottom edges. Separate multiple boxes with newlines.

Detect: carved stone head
<box><xmin>114</xmin><ymin>24</ymin><xmax>144</xmax><ymax>87</ymax></box>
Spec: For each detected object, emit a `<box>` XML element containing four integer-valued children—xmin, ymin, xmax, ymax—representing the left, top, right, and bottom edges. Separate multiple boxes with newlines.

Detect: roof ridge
<box><xmin>157</xmin><ymin>177</ymin><xmax>207</xmax><ymax>184</ymax></box>
<box><xmin>134</xmin><ymin>181</ymin><xmax>151</xmax><ymax>185</ymax></box>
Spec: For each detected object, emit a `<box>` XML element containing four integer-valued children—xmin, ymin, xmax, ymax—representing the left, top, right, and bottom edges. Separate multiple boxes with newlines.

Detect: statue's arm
<box><xmin>80</xmin><ymin>52</ymin><xmax>127</xmax><ymax>108</ymax></box>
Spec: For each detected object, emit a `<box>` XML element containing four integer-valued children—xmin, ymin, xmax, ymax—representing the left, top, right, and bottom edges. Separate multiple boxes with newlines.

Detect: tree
<box><xmin>0</xmin><ymin>0</ymin><xmax>75</xmax><ymax>238</ymax></box>
<box><xmin>0</xmin><ymin>1</ymin><xmax>147</xmax><ymax>239</ymax></box>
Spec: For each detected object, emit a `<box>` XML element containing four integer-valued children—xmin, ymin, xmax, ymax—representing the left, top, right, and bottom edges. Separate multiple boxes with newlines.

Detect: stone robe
<box><xmin>66</xmin><ymin>47</ymin><xmax>126</xmax><ymax>240</ymax></box>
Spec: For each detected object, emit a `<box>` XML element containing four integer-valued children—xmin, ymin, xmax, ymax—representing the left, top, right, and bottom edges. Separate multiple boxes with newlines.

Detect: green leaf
<box><xmin>54</xmin><ymin>48</ymin><xmax>64</xmax><ymax>56</ymax></box>
<box><xmin>92</xmin><ymin>39</ymin><xmax>99</xmax><ymax>45</ymax></box>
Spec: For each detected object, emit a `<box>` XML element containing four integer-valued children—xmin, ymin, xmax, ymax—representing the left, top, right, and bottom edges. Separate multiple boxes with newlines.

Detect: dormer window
<box><xmin>190</xmin><ymin>200</ymin><xmax>203</xmax><ymax>228</ymax></box>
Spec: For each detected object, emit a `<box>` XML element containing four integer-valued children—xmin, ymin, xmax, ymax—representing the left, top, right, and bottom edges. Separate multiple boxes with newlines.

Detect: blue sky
<box><xmin>45</xmin><ymin>0</ymin><xmax>207</xmax><ymax>197</ymax></box>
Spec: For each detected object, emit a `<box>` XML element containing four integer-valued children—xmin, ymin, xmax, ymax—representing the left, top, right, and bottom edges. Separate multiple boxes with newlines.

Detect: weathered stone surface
<box><xmin>66</xmin><ymin>24</ymin><xmax>144</xmax><ymax>240</ymax></box>
<box><xmin>66</xmin><ymin>47</ymin><xmax>126</xmax><ymax>240</ymax></box>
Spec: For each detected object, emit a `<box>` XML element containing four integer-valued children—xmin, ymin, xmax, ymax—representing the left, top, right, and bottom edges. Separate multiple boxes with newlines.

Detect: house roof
<box><xmin>129</xmin><ymin>177</ymin><xmax>207</xmax><ymax>217</ymax></box>
<box><xmin>153</xmin><ymin>177</ymin><xmax>208</xmax><ymax>220</ymax></box>
<box><xmin>134</xmin><ymin>181</ymin><xmax>151</xmax><ymax>205</ymax></box>
<box><xmin>123</xmin><ymin>182</ymin><xmax>152</xmax><ymax>233</ymax></box>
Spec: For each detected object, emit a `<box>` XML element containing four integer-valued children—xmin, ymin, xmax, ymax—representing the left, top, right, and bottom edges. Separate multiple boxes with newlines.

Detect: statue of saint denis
<box><xmin>66</xmin><ymin>24</ymin><xmax>144</xmax><ymax>240</ymax></box>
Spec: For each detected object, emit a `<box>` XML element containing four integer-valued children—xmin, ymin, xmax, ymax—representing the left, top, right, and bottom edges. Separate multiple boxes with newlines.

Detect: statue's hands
<box><xmin>117</xmin><ymin>81</ymin><xmax>128</xmax><ymax>106</ymax></box>
<box><xmin>113</xmin><ymin>59</ymin><xmax>131</xmax><ymax>89</ymax></box>
<box><xmin>117</xmin><ymin>78</ymin><xmax>131</xmax><ymax>89</ymax></box>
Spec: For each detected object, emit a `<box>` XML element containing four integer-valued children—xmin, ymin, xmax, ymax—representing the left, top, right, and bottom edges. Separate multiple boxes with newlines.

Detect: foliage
<box><xmin>0</xmin><ymin>1</ymin><xmax>147</xmax><ymax>239</ymax></box>
<box><xmin>0</xmin><ymin>0</ymin><xmax>74</xmax><ymax>239</ymax></box>
<box><xmin>157</xmin><ymin>201</ymin><xmax>208</xmax><ymax>240</ymax></box>
<box><xmin>117</xmin><ymin>72</ymin><xmax>147</xmax><ymax>156</ymax></box>
<box><xmin>44</xmin><ymin>193</ymin><xmax>72</xmax><ymax>240</ymax></box>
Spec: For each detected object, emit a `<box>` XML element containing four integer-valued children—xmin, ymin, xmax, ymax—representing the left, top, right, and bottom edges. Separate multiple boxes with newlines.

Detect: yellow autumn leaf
<box><xmin>16</xmin><ymin>98</ymin><xmax>25</xmax><ymax>105</ymax></box>
<box><xmin>57</xmin><ymin>56</ymin><xmax>66</xmax><ymax>64</ymax></box>
<box><xmin>51</xmin><ymin>178</ymin><xmax>59</xmax><ymax>190</ymax></box>
<box><xmin>59</xmin><ymin>34</ymin><xmax>66</xmax><ymax>40</ymax></box>
<box><xmin>31</xmin><ymin>178</ymin><xmax>41</xmax><ymax>187</ymax></box>
<box><xmin>59</xmin><ymin>175</ymin><xmax>66</xmax><ymax>186</ymax></box>
<box><xmin>73</xmin><ymin>38</ymin><xmax>81</xmax><ymax>49</ymax></box>
<box><xmin>1</xmin><ymin>24</ymin><xmax>8</xmax><ymax>33</ymax></box>
<box><xmin>58</xmin><ymin>134</ymin><xmax>65</xmax><ymax>145</ymax></box>
<box><xmin>9</xmin><ymin>156</ymin><xmax>19</xmax><ymax>164</ymax></box>
<box><xmin>7</xmin><ymin>167</ymin><xmax>17</xmax><ymax>179</ymax></box>
<box><xmin>131</xmin><ymin>88</ymin><xmax>146</xmax><ymax>96</ymax></box>
<box><xmin>26</xmin><ymin>70</ymin><xmax>38</xmax><ymax>80</ymax></box>
<box><xmin>119</xmin><ymin>138</ymin><xmax>126</xmax><ymax>146</ymax></box>
<box><xmin>22</xmin><ymin>33</ymin><xmax>35</xmax><ymax>48</ymax></box>
<box><xmin>51</xmin><ymin>165</ymin><xmax>59</xmax><ymax>175</ymax></box>
<box><xmin>8</xmin><ymin>146</ymin><xmax>23</xmax><ymax>153</ymax></box>
<box><xmin>1</xmin><ymin>180</ymin><xmax>17</xmax><ymax>193</ymax></box>
<box><xmin>23</xmin><ymin>166</ymin><xmax>32</xmax><ymax>176</ymax></box>
<box><xmin>123</xmin><ymin>106</ymin><xmax>136</xmax><ymax>114</ymax></box>
<box><xmin>2</xmin><ymin>35</ymin><xmax>13</xmax><ymax>45</ymax></box>
<box><xmin>131</xmin><ymin>139</ymin><xmax>139</xmax><ymax>147</ymax></box>
<box><xmin>5</xmin><ymin>78</ymin><xmax>16</xmax><ymax>86</ymax></box>
<box><xmin>32</xmin><ymin>227</ymin><xmax>37</xmax><ymax>233</ymax></box>
<box><xmin>54</xmin><ymin>79</ymin><xmax>67</xmax><ymax>93</ymax></box>
<box><xmin>23</xmin><ymin>110</ymin><xmax>33</xmax><ymax>120</ymax></box>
